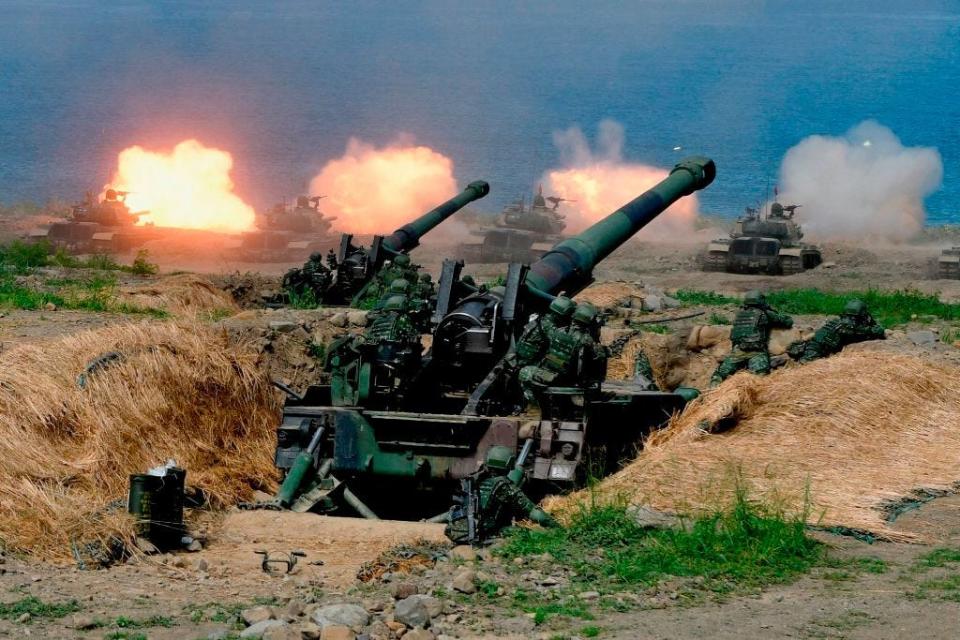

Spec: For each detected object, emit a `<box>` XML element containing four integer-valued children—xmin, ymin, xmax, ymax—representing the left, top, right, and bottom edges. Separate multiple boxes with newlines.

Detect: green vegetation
<box><xmin>308</xmin><ymin>341</ymin><xmax>327</xmax><ymax>361</ymax></box>
<box><xmin>499</xmin><ymin>493</ymin><xmax>821</xmax><ymax>593</ymax></box>
<box><xmin>114</xmin><ymin>614</ymin><xmax>174</xmax><ymax>628</ymax></box>
<box><xmin>0</xmin><ymin>595</ymin><xmax>81</xmax><ymax>621</ymax></box>
<box><xmin>674</xmin><ymin>287</ymin><xmax>960</xmax><ymax>327</ymax></box>
<box><xmin>287</xmin><ymin>288</ymin><xmax>320</xmax><ymax>309</ymax></box>
<box><xmin>0</xmin><ymin>240</ymin><xmax>159</xmax><ymax>276</ymax></box>
<box><xmin>915</xmin><ymin>547</ymin><xmax>960</xmax><ymax>570</ymax></box>
<box><xmin>810</xmin><ymin>610</ymin><xmax>875</xmax><ymax>632</ymax></box>
<box><xmin>642</xmin><ymin>323</ymin><xmax>670</xmax><ymax>334</ymax></box>
<box><xmin>0</xmin><ymin>273</ymin><xmax>165</xmax><ymax>316</ymax></box>
<box><xmin>905</xmin><ymin>547</ymin><xmax>960</xmax><ymax>601</ymax></box>
<box><xmin>128</xmin><ymin>249</ymin><xmax>159</xmax><ymax>276</ymax></box>
<box><xmin>708</xmin><ymin>312</ymin><xmax>731</xmax><ymax>325</ymax></box>
<box><xmin>581</xmin><ymin>625</ymin><xmax>602</xmax><ymax>637</ymax></box>
<box><xmin>103</xmin><ymin>632</ymin><xmax>148</xmax><ymax>640</ymax></box>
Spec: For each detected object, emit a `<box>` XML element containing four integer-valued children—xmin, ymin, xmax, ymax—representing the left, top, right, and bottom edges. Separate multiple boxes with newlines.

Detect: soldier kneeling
<box><xmin>711</xmin><ymin>290</ymin><xmax>793</xmax><ymax>385</ymax></box>
<box><xmin>789</xmin><ymin>299</ymin><xmax>885</xmax><ymax>363</ymax></box>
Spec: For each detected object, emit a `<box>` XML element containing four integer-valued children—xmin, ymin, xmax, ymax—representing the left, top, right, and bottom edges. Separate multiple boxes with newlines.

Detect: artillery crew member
<box><xmin>793</xmin><ymin>299</ymin><xmax>885</xmax><ymax>363</ymax></box>
<box><xmin>519</xmin><ymin>302</ymin><xmax>610</xmax><ymax>409</ymax></box>
<box><xmin>445</xmin><ymin>446</ymin><xmax>558</xmax><ymax>544</ymax></box>
<box><xmin>711</xmin><ymin>291</ymin><xmax>793</xmax><ymax>385</ymax></box>
<box><xmin>508</xmin><ymin>296</ymin><xmax>576</xmax><ymax>372</ymax></box>
<box><xmin>365</xmin><ymin>293</ymin><xmax>420</xmax><ymax>345</ymax></box>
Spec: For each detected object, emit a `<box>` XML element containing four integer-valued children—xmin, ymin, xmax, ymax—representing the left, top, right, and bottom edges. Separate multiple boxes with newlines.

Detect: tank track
<box><xmin>701</xmin><ymin>252</ymin><xmax>728</xmax><ymax>272</ymax></box>
<box><xmin>780</xmin><ymin>255</ymin><xmax>804</xmax><ymax>275</ymax></box>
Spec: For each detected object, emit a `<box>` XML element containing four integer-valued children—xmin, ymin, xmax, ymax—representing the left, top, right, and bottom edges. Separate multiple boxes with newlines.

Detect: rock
<box><xmin>196</xmin><ymin>558</ymin><xmax>209</xmax><ymax>572</ymax></box>
<box><xmin>403</xmin><ymin>630</ymin><xmax>435</xmax><ymax>640</ymax></box>
<box><xmin>207</xmin><ymin>628</ymin><xmax>231</xmax><ymax>640</ymax></box>
<box><xmin>385</xmin><ymin>620</ymin><xmax>407</xmax><ymax>635</ymax></box>
<box><xmin>642</xmin><ymin>294</ymin><xmax>662</xmax><ymax>312</ymax></box>
<box><xmin>364</xmin><ymin>620</ymin><xmax>392</xmax><ymax>640</ymax></box>
<box><xmin>539</xmin><ymin>576</ymin><xmax>562</xmax><ymax>587</ymax></box>
<box><xmin>270</xmin><ymin>321</ymin><xmax>299</xmax><ymax>333</ymax></box>
<box><xmin>347</xmin><ymin>311</ymin><xmax>368</xmax><ymax>327</ymax></box>
<box><xmin>133</xmin><ymin>536</ymin><xmax>159</xmax><ymax>554</ymax></box>
<box><xmin>628</xmin><ymin>505</ymin><xmax>685</xmax><ymax>530</ymax></box>
<box><xmin>17</xmin><ymin>612</ymin><xmax>30</xmax><ymax>623</ymax></box>
<box><xmin>264</xmin><ymin>623</ymin><xmax>302</xmax><ymax>640</ymax></box>
<box><xmin>311</xmin><ymin>604</ymin><xmax>370</xmax><ymax>630</ymax></box>
<box><xmin>448</xmin><ymin>545</ymin><xmax>477</xmax><ymax>562</ymax></box>
<box><xmin>242</xmin><ymin>605</ymin><xmax>276</xmax><ymax>626</ymax></box>
<box><xmin>300</xmin><ymin>622</ymin><xmax>322</xmax><ymax>639</ymax></box>
<box><xmin>822</xmin><ymin>261</ymin><xmax>837</xmax><ymax>268</ymax></box>
<box><xmin>452</xmin><ymin>569</ymin><xmax>477</xmax><ymax>594</ymax></box>
<box><xmin>493</xmin><ymin>616</ymin><xmax>536</xmax><ymax>635</ymax></box>
<box><xmin>171</xmin><ymin>556</ymin><xmax>187</xmax><ymax>568</ymax></box>
<box><xmin>186</xmin><ymin>538</ymin><xmax>203</xmax><ymax>552</ymax></box>
<box><xmin>329</xmin><ymin>313</ymin><xmax>348</xmax><ymax>328</ymax></box>
<box><xmin>662</xmin><ymin>295</ymin><xmax>682</xmax><ymax>309</ymax></box>
<box><xmin>284</xmin><ymin>600</ymin><xmax>304</xmax><ymax>618</ymax></box>
<box><xmin>240</xmin><ymin>620</ymin><xmax>288</xmax><ymax>639</ymax></box>
<box><xmin>320</xmin><ymin>625</ymin><xmax>356</xmax><ymax>640</ymax></box>
<box><xmin>43</xmin><ymin>302</ymin><xmax>57</xmax><ymax>311</ymax></box>
<box><xmin>71</xmin><ymin>614</ymin><xmax>100</xmax><ymax>630</ymax></box>
<box><xmin>394</xmin><ymin>595</ymin><xmax>441</xmax><ymax>628</ymax></box>
<box><xmin>391</xmin><ymin>582</ymin><xmax>419</xmax><ymax>600</ymax></box>
<box><xmin>908</xmin><ymin>330</ymin><xmax>938</xmax><ymax>345</ymax></box>
<box><xmin>578</xmin><ymin>590</ymin><xmax>600</xmax><ymax>601</ymax></box>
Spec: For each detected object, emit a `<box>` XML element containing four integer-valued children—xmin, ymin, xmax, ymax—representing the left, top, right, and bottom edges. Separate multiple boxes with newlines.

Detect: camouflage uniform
<box><xmin>282</xmin><ymin>252</ymin><xmax>331</xmax><ymax>301</ymax></box>
<box><xmin>796</xmin><ymin>300</ymin><xmax>885</xmax><ymax>363</ymax></box>
<box><xmin>365</xmin><ymin>294</ymin><xmax>419</xmax><ymax>344</ymax></box>
<box><xmin>519</xmin><ymin>302</ymin><xmax>609</xmax><ymax>405</ymax></box>
<box><xmin>445</xmin><ymin>447</ymin><xmax>557</xmax><ymax>544</ymax></box>
<box><xmin>508</xmin><ymin>296</ymin><xmax>575</xmax><ymax>371</ymax></box>
<box><xmin>633</xmin><ymin>350</ymin><xmax>659</xmax><ymax>391</ymax></box>
<box><xmin>355</xmin><ymin>254</ymin><xmax>421</xmax><ymax>308</ymax></box>
<box><xmin>711</xmin><ymin>291</ymin><xmax>793</xmax><ymax>384</ymax></box>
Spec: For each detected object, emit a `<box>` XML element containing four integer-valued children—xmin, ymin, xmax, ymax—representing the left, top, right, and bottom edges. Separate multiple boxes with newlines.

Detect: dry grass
<box><xmin>576</xmin><ymin>281</ymin><xmax>642</xmax><ymax>309</ymax></box>
<box><xmin>0</xmin><ymin>321</ymin><xmax>280</xmax><ymax>560</ymax></box>
<box><xmin>550</xmin><ymin>352</ymin><xmax>960</xmax><ymax>540</ymax></box>
<box><xmin>118</xmin><ymin>274</ymin><xmax>239</xmax><ymax>317</ymax></box>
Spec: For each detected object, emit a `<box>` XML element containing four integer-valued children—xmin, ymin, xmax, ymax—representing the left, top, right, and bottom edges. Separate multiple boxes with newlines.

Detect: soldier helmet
<box><xmin>308</xmin><ymin>252</ymin><xmax>323</xmax><ymax>263</ymax></box>
<box><xmin>743</xmin><ymin>290</ymin><xmax>767</xmax><ymax>308</ymax></box>
<box><xmin>843</xmin><ymin>299</ymin><xmax>867</xmax><ymax>317</ymax></box>
<box><xmin>484</xmin><ymin>445</ymin><xmax>515</xmax><ymax>471</ymax></box>
<box><xmin>548</xmin><ymin>296</ymin><xmax>576</xmax><ymax>319</ymax></box>
<box><xmin>419</xmin><ymin>273</ymin><xmax>432</xmax><ymax>283</ymax></box>
<box><xmin>389</xmin><ymin>278</ymin><xmax>410</xmax><ymax>294</ymax></box>
<box><xmin>383</xmin><ymin>294</ymin><xmax>408</xmax><ymax>312</ymax></box>
<box><xmin>571</xmin><ymin>301</ymin><xmax>599</xmax><ymax>326</ymax></box>
<box><xmin>393</xmin><ymin>254</ymin><xmax>411</xmax><ymax>267</ymax></box>
<box><xmin>461</xmin><ymin>275</ymin><xmax>476</xmax><ymax>287</ymax></box>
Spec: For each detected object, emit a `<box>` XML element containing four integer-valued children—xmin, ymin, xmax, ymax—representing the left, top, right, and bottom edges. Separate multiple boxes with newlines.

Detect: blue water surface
<box><xmin>0</xmin><ymin>1</ymin><xmax>957</xmax><ymax>221</ymax></box>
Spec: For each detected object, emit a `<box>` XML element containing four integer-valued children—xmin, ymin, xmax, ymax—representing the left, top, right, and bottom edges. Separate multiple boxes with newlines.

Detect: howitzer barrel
<box><xmin>382</xmin><ymin>180</ymin><xmax>490</xmax><ymax>253</ymax></box>
<box><xmin>525</xmin><ymin>157</ymin><xmax>715</xmax><ymax>297</ymax></box>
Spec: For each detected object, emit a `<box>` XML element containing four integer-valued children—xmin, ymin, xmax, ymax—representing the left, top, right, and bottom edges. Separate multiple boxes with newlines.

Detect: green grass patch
<box><xmin>103</xmin><ymin>633</ymin><xmax>148</xmax><ymax>640</ymax></box>
<box><xmin>581</xmin><ymin>625</ymin><xmax>602</xmax><ymax>637</ymax></box>
<box><xmin>675</xmin><ymin>287</ymin><xmax>960</xmax><ymax>327</ymax></box>
<box><xmin>643</xmin><ymin>324</ymin><xmax>670</xmax><ymax>334</ymax></box>
<box><xmin>0</xmin><ymin>240</ymin><xmax>159</xmax><ymax>276</ymax></box>
<box><xmin>114</xmin><ymin>614</ymin><xmax>174</xmax><ymax>628</ymax></box>
<box><xmin>707</xmin><ymin>312</ymin><xmax>731</xmax><ymax>325</ymax></box>
<box><xmin>498</xmin><ymin>491</ymin><xmax>822</xmax><ymax>593</ymax></box>
<box><xmin>910</xmin><ymin>574</ymin><xmax>960</xmax><ymax>602</ymax></box>
<box><xmin>0</xmin><ymin>274</ymin><xmax>165</xmax><ymax>317</ymax></box>
<box><xmin>287</xmin><ymin>288</ymin><xmax>320</xmax><ymax>309</ymax></box>
<box><xmin>914</xmin><ymin>547</ymin><xmax>960</xmax><ymax>570</ymax></box>
<box><xmin>0</xmin><ymin>596</ymin><xmax>81</xmax><ymax>621</ymax></box>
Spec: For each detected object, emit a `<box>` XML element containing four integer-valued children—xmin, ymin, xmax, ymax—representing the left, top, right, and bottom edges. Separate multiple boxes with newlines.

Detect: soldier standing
<box><xmin>795</xmin><ymin>299</ymin><xmax>885</xmax><ymax>363</ymax></box>
<box><xmin>711</xmin><ymin>291</ymin><xmax>793</xmax><ymax>385</ymax></box>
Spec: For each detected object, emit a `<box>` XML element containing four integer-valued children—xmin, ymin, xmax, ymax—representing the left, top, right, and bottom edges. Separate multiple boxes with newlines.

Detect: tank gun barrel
<box><xmin>382</xmin><ymin>181</ymin><xmax>490</xmax><ymax>254</ymax></box>
<box><xmin>525</xmin><ymin>156</ymin><xmax>715</xmax><ymax>298</ymax></box>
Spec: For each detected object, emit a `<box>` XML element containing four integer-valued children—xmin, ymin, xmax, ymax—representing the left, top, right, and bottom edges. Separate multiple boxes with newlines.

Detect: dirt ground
<box><xmin>3</xmin><ymin>236</ymin><xmax>960</xmax><ymax>639</ymax></box>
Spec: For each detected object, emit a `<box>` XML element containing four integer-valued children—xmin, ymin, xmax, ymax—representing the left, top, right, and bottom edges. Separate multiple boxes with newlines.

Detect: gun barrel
<box><xmin>525</xmin><ymin>156</ymin><xmax>715</xmax><ymax>298</ymax></box>
<box><xmin>382</xmin><ymin>180</ymin><xmax>490</xmax><ymax>253</ymax></box>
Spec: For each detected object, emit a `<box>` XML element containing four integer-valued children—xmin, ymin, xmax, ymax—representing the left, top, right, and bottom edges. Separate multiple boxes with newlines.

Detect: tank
<box><xmin>294</xmin><ymin>181</ymin><xmax>491</xmax><ymax>305</ymax></box>
<box><xmin>237</xmin><ymin>196</ymin><xmax>339</xmax><ymax>262</ymax></box>
<box><xmin>270</xmin><ymin>157</ymin><xmax>715</xmax><ymax>519</ymax></box>
<box><xmin>456</xmin><ymin>186</ymin><xmax>570</xmax><ymax>263</ymax></box>
<box><xmin>702</xmin><ymin>200</ymin><xmax>822</xmax><ymax>274</ymax></box>
<box><xmin>937</xmin><ymin>247</ymin><xmax>960</xmax><ymax>279</ymax></box>
<box><xmin>27</xmin><ymin>189</ymin><xmax>156</xmax><ymax>254</ymax></box>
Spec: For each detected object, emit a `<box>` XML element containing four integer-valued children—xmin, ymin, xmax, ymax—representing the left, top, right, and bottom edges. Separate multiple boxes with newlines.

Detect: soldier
<box><xmin>794</xmin><ymin>299</ymin><xmax>885</xmax><ymax>363</ymax></box>
<box><xmin>365</xmin><ymin>293</ymin><xmax>420</xmax><ymax>344</ymax></box>
<box><xmin>417</xmin><ymin>273</ymin><xmax>435</xmax><ymax>301</ymax></box>
<box><xmin>519</xmin><ymin>302</ymin><xmax>609</xmax><ymax>408</ymax></box>
<box><xmin>445</xmin><ymin>446</ymin><xmax>558</xmax><ymax>544</ymax></box>
<box><xmin>711</xmin><ymin>290</ymin><xmax>793</xmax><ymax>385</ymax></box>
<box><xmin>282</xmin><ymin>252</ymin><xmax>331</xmax><ymax>302</ymax></box>
<box><xmin>325</xmin><ymin>248</ymin><xmax>338</xmax><ymax>271</ymax></box>
<box><xmin>633</xmin><ymin>350</ymin><xmax>659</xmax><ymax>391</ymax></box>
<box><xmin>508</xmin><ymin>296</ymin><xmax>576</xmax><ymax>372</ymax></box>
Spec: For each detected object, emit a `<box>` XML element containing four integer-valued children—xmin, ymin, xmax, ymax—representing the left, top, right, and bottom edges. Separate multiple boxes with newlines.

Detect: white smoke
<box><xmin>543</xmin><ymin>120</ymin><xmax>699</xmax><ymax>238</ymax></box>
<box><xmin>778</xmin><ymin>121</ymin><xmax>942</xmax><ymax>240</ymax></box>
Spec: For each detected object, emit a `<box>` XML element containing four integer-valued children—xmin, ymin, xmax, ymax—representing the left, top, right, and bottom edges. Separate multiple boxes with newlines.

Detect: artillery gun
<box><xmin>702</xmin><ymin>200</ymin><xmax>822</xmax><ymax>274</ymax></box>
<box><xmin>238</xmin><ymin>196</ymin><xmax>340</xmax><ymax>262</ymax></box>
<box><xmin>457</xmin><ymin>187</ymin><xmax>570</xmax><ymax>263</ymax></box>
<box><xmin>27</xmin><ymin>189</ymin><xmax>156</xmax><ymax>253</ymax></box>
<box><xmin>284</xmin><ymin>181</ymin><xmax>491</xmax><ymax>306</ymax></box>
<box><xmin>271</xmin><ymin>157</ymin><xmax>715</xmax><ymax>520</ymax></box>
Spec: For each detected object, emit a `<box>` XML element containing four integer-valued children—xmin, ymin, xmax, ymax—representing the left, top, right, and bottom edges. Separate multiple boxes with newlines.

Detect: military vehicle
<box><xmin>271</xmin><ymin>157</ymin><xmax>715</xmax><ymax>519</ymax></box>
<box><xmin>28</xmin><ymin>189</ymin><xmax>156</xmax><ymax>253</ymax></box>
<box><xmin>285</xmin><ymin>181</ymin><xmax>491</xmax><ymax>306</ymax></box>
<box><xmin>702</xmin><ymin>200</ymin><xmax>822</xmax><ymax>274</ymax></box>
<box><xmin>937</xmin><ymin>247</ymin><xmax>960</xmax><ymax>279</ymax></box>
<box><xmin>238</xmin><ymin>196</ymin><xmax>339</xmax><ymax>262</ymax></box>
<box><xmin>457</xmin><ymin>187</ymin><xmax>570</xmax><ymax>263</ymax></box>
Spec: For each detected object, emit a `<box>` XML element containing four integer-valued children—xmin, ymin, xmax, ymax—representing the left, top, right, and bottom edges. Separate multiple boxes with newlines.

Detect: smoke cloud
<box><xmin>309</xmin><ymin>137</ymin><xmax>458</xmax><ymax>235</ymax></box>
<box><xmin>108</xmin><ymin>140</ymin><xmax>256</xmax><ymax>233</ymax></box>
<box><xmin>542</xmin><ymin>120</ymin><xmax>699</xmax><ymax>238</ymax></box>
<box><xmin>778</xmin><ymin>121</ymin><xmax>942</xmax><ymax>240</ymax></box>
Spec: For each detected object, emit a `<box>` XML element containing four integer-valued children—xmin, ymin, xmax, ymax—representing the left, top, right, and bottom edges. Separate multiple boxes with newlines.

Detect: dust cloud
<box><xmin>778</xmin><ymin>121</ymin><xmax>942</xmax><ymax>241</ymax></box>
